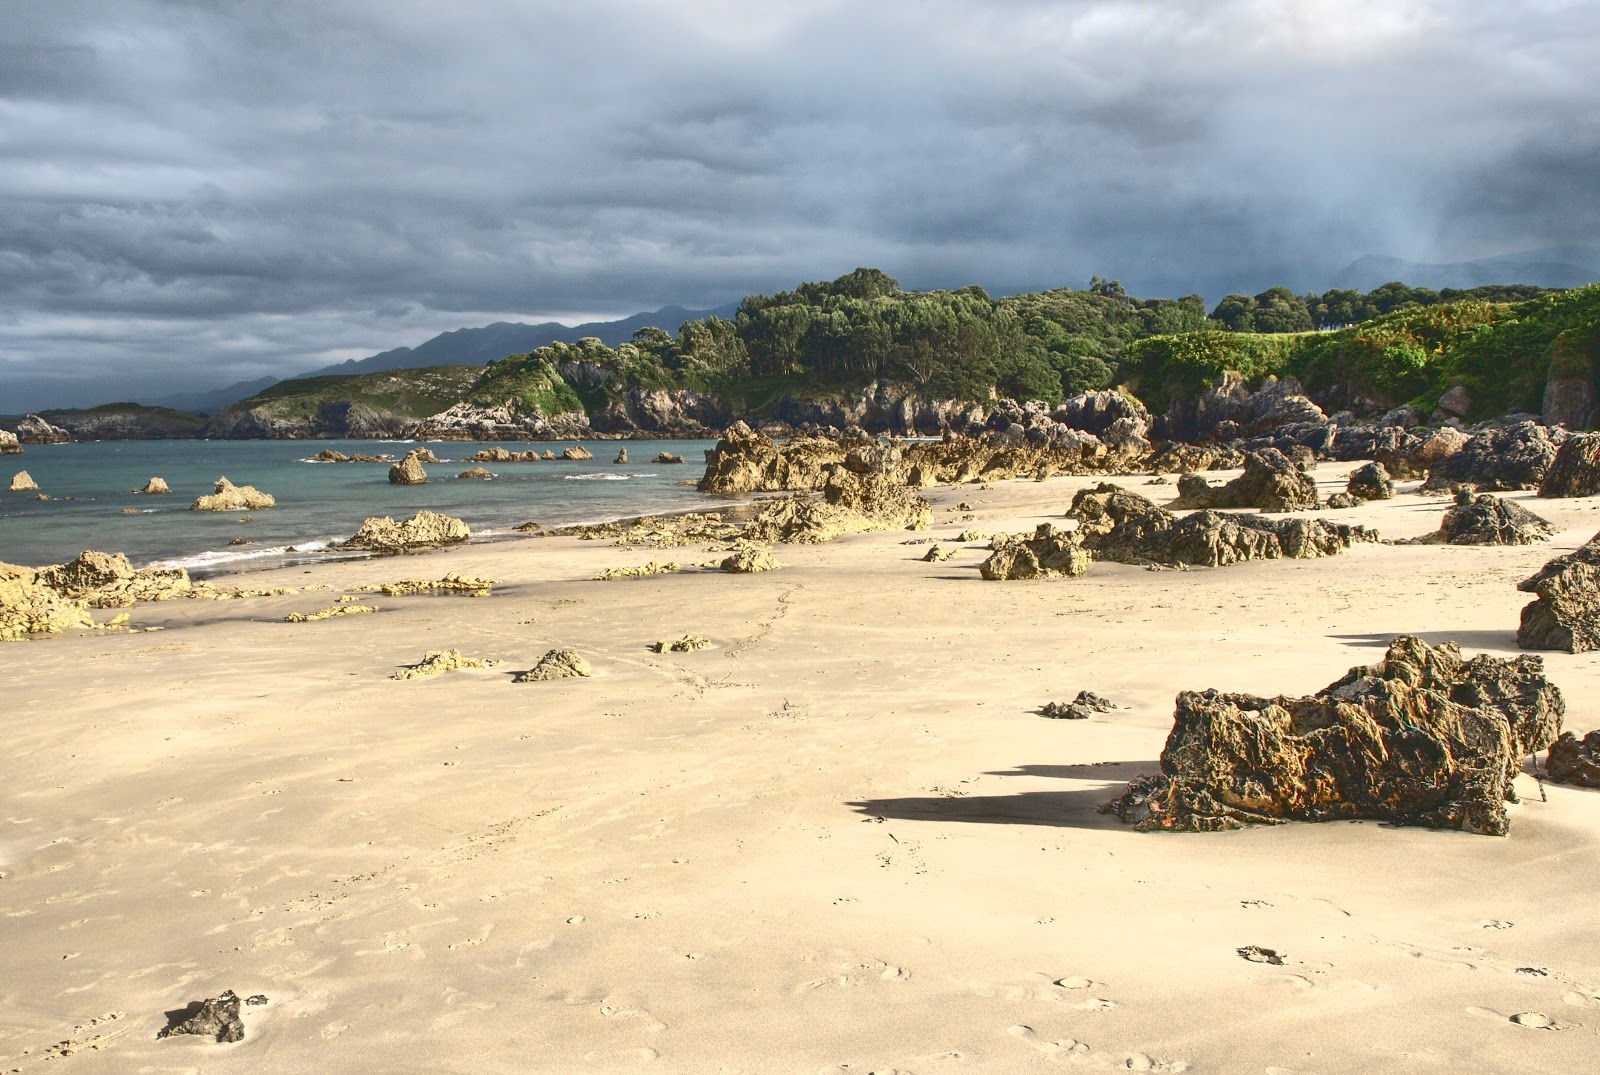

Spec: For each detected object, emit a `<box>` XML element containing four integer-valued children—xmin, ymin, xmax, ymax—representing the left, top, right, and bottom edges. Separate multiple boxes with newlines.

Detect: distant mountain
<box><xmin>292</xmin><ymin>303</ymin><xmax>741</xmax><ymax>381</ymax></box>
<box><xmin>1329</xmin><ymin>245</ymin><xmax>1600</xmax><ymax>293</ymax></box>
<box><xmin>153</xmin><ymin>375</ymin><xmax>281</xmax><ymax>417</ymax></box>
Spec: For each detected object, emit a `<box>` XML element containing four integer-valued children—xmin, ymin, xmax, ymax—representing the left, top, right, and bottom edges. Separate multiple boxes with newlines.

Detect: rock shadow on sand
<box><xmin>1330</xmin><ymin>630</ymin><xmax>1517</xmax><ymax>650</ymax></box>
<box><xmin>849</xmin><ymin>786</ymin><xmax>1126</xmax><ymax>830</ymax></box>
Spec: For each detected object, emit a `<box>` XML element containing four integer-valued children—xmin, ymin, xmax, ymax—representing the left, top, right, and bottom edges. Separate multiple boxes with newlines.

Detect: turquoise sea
<box><xmin>0</xmin><ymin>438</ymin><xmax>721</xmax><ymax>574</ymax></box>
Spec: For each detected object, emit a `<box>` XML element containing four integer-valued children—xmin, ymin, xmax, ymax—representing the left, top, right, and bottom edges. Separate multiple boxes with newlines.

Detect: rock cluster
<box><xmin>340</xmin><ymin>510</ymin><xmax>471</xmax><ymax>554</ymax></box>
<box><xmin>14</xmin><ymin>414</ymin><xmax>72</xmax><ymax>443</ymax></box>
<box><xmin>349</xmin><ymin>573</ymin><xmax>496</xmax><ymax>597</ymax></box>
<box><xmin>158</xmin><ymin>990</ymin><xmax>265</xmax><ymax>1043</ymax></box>
<box><xmin>1421</xmin><ymin>420</ymin><xmax>1562</xmax><ymax>492</ymax></box>
<box><xmin>1404</xmin><ymin>492</ymin><xmax>1557</xmax><ymax>546</ymax></box>
<box><xmin>140</xmin><ymin>477</ymin><xmax>171</xmax><ymax>494</ymax></box>
<box><xmin>285</xmin><ymin>603</ymin><xmax>377</xmax><ymax>622</ymax></box>
<box><xmin>1172</xmin><ymin>449</ymin><xmax>1320</xmax><ymax>513</ymax></box>
<box><xmin>0</xmin><ymin>561</ymin><xmax>95</xmax><ymax>641</ymax></box>
<box><xmin>720</xmin><ymin>543</ymin><xmax>784</xmax><ymax>573</ymax></box>
<box><xmin>389</xmin><ymin>449</ymin><xmax>429</xmax><ymax>485</ymax></box>
<box><xmin>305</xmin><ymin>449</ymin><xmax>395</xmax><ymax>463</ymax></box>
<box><xmin>594</xmin><ymin>560</ymin><xmax>680</xmax><ymax>580</ymax></box>
<box><xmin>393</xmin><ymin>649</ymin><xmax>489</xmax><ymax>680</ymax></box>
<box><xmin>10</xmin><ymin>470</ymin><xmax>39</xmax><ymax>492</ymax></box>
<box><xmin>468</xmin><ymin>446</ymin><xmax>556</xmax><ymax>462</ymax></box>
<box><xmin>561</xmin><ymin>444</ymin><xmax>594</xmax><ymax>461</ymax></box>
<box><xmin>1537</xmin><ymin>431</ymin><xmax>1600</xmax><ymax>498</ymax></box>
<box><xmin>0</xmin><ymin>428</ymin><xmax>20</xmax><ymax>454</ymax></box>
<box><xmin>1100</xmin><ymin>636</ymin><xmax>1563</xmax><ymax>836</ymax></box>
<box><xmin>1346</xmin><ymin>462</ymin><xmax>1395</xmax><ymax>501</ymax></box>
<box><xmin>1517</xmin><ymin>530</ymin><xmax>1600</xmax><ymax>653</ymax></box>
<box><xmin>191</xmin><ymin>476</ymin><xmax>276</xmax><ymax>511</ymax></box>
<box><xmin>36</xmin><ymin>550</ymin><xmax>193</xmax><ymax>607</ymax></box>
<box><xmin>1546</xmin><ymin>730</ymin><xmax>1600</xmax><ymax>787</ymax></box>
<box><xmin>1040</xmin><ymin>691</ymin><xmax>1117</xmax><ymax>720</ymax></box>
<box><xmin>654</xmin><ymin>452</ymin><xmax>686</xmax><ymax>464</ymax></box>
<box><xmin>981</xmin><ymin>524</ymin><xmax>1091</xmax><ymax>580</ymax></box>
<box><xmin>652</xmin><ymin>635</ymin><xmax>712</xmax><ymax>652</ymax></box>
<box><xmin>515</xmin><ymin>648</ymin><xmax>594</xmax><ymax>681</ymax></box>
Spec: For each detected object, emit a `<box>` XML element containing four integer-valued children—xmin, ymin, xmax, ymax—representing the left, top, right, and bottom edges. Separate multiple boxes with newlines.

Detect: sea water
<box><xmin>0</xmin><ymin>438</ymin><xmax>723</xmax><ymax>574</ymax></box>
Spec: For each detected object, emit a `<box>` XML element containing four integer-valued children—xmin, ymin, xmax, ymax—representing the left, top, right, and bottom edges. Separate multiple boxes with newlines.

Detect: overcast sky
<box><xmin>3</xmin><ymin>0</ymin><xmax>1597</xmax><ymax>409</ymax></box>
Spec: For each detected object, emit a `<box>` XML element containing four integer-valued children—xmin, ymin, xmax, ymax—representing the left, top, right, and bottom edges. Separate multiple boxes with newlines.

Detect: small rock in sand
<box><xmin>515</xmin><ymin>648</ymin><xmax>594</xmax><ymax>682</ymax></box>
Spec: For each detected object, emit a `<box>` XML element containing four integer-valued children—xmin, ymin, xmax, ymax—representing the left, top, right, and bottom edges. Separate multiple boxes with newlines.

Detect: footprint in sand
<box><xmin>1007</xmin><ymin>1024</ymin><xmax>1089</xmax><ymax>1059</ymax></box>
<box><xmin>321</xmin><ymin>1021</ymin><xmax>349</xmax><ymax>1039</ymax></box>
<box><xmin>1562</xmin><ymin>989</ymin><xmax>1600</xmax><ymax>1008</ymax></box>
<box><xmin>1466</xmin><ymin>1006</ymin><xmax>1576</xmax><ymax>1031</ymax></box>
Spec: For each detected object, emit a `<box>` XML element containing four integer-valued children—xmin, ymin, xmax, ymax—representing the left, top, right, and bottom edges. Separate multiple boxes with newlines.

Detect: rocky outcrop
<box><xmin>1546</xmin><ymin>730</ymin><xmax>1600</xmax><ymax>787</ymax></box>
<box><xmin>653</xmin><ymin>634</ymin><xmax>712</xmax><ymax>652</ymax></box>
<box><xmin>389</xmin><ymin>449</ymin><xmax>429</xmax><ymax>484</ymax></box>
<box><xmin>468</xmin><ymin>446</ymin><xmax>547</xmax><ymax>463</ymax></box>
<box><xmin>561</xmin><ymin>444</ymin><xmax>594</xmax><ymax>461</ymax></box>
<box><xmin>589</xmin><ymin>387</ymin><xmax>731</xmax><ymax>437</ymax></box>
<box><xmin>305</xmin><ymin>449</ymin><xmax>394</xmax><ymax>463</ymax></box>
<box><xmin>393</xmin><ymin>649</ymin><xmax>489</xmax><ymax>680</ymax></box>
<box><xmin>1041</xmin><ymin>691</ymin><xmax>1117</xmax><ymax>720</ymax></box>
<box><xmin>980</xmin><ymin>524</ymin><xmax>1091</xmax><ymax>580</ymax></box>
<box><xmin>1346</xmin><ymin>462</ymin><xmax>1395</xmax><ymax>501</ymax></box>
<box><xmin>409</xmin><ymin>401</ymin><xmax>591</xmax><ymax>441</ymax></box>
<box><xmin>158</xmin><ymin>990</ymin><xmax>264</xmax><ymax>1043</ymax></box>
<box><xmin>1145</xmin><ymin>442</ymin><xmax>1245</xmax><ymax>474</ymax></box>
<box><xmin>1537</xmin><ymin>431</ymin><xmax>1600</xmax><ymax>498</ymax></box>
<box><xmin>654</xmin><ymin>452</ymin><xmax>686</xmax><ymax>464</ymax></box>
<box><xmin>285</xmin><ymin>603</ymin><xmax>378</xmax><ymax>622</ymax></box>
<box><xmin>720</xmin><ymin>544</ymin><xmax>784</xmax><ymax>573</ymax></box>
<box><xmin>9</xmin><ymin>470</ymin><xmax>39</xmax><ymax>492</ymax></box>
<box><xmin>14</xmin><ymin>414</ymin><xmax>71</xmax><ymax>444</ymax></box>
<box><xmin>340</xmin><ymin>510</ymin><xmax>471</xmax><ymax>554</ymax></box>
<box><xmin>0</xmin><ymin>561</ymin><xmax>94</xmax><ymax>641</ymax></box>
<box><xmin>140</xmin><ymin>477</ymin><xmax>171</xmax><ymax>495</ymax></box>
<box><xmin>1517</xmin><ymin>531</ymin><xmax>1600</xmax><ymax>653</ymax></box>
<box><xmin>31</xmin><ymin>404</ymin><xmax>205</xmax><ymax>440</ymax></box>
<box><xmin>614</xmin><ymin>447</ymin><xmax>628</xmax><ymax>464</ymax></box>
<box><xmin>191</xmin><ymin>476</ymin><xmax>276</xmax><ymax>511</ymax></box>
<box><xmin>1542</xmin><ymin>324</ymin><xmax>1600</xmax><ymax>431</ymax></box>
<box><xmin>1100</xmin><ymin>636</ymin><xmax>1563</xmax><ymax>836</ymax></box>
<box><xmin>35</xmin><ymin>550</ymin><xmax>193</xmax><ymax>606</ymax></box>
<box><xmin>1421</xmin><ymin>421</ymin><xmax>1563</xmax><ymax>492</ymax></box>
<box><xmin>457</xmin><ymin>467</ymin><xmax>494</xmax><ymax>480</ymax></box>
<box><xmin>1069</xmin><ymin>484</ymin><xmax>1377</xmax><ymax>568</ymax></box>
<box><xmin>1405</xmin><ymin>492</ymin><xmax>1557</xmax><ymax>546</ymax></box>
<box><xmin>0</xmin><ymin>429</ymin><xmax>20</xmax><ymax>454</ymax></box>
<box><xmin>1156</xmin><ymin>374</ymin><xmax>1326</xmax><ymax>444</ymax></box>
<box><xmin>697</xmin><ymin>423</ymin><xmax>849</xmax><ymax>494</ymax></box>
<box><xmin>1171</xmin><ymin>449</ymin><xmax>1321</xmax><ymax>513</ymax></box>
<box><xmin>515</xmin><ymin>648</ymin><xmax>594</xmax><ymax>681</ymax></box>
<box><xmin>1332</xmin><ymin>424</ymin><xmax>1469</xmax><ymax>479</ymax></box>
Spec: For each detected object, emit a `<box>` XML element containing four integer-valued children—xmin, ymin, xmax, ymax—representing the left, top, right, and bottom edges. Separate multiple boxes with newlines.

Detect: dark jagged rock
<box><xmin>1069</xmin><ymin>483</ymin><xmax>1377</xmax><ymax>568</ymax></box>
<box><xmin>1546</xmin><ymin>730</ymin><xmax>1600</xmax><ymax>787</ymax></box>
<box><xmin>1100</xmin><ymin>637</ymin><xmax>1564</xmax><ymax>836</ymax></box>
<box><xmin>1332</xmin><ymin>424</ymin><xmax>1469</xmax><ymax>479</ymax></box>
<box><xmin>1421</xmin><ymin>421</ymin><xmax>1563</xmax><ymax>492</ymax></box>
<box><xmin>1537</xmin><ymin>431</ymin><xmax>1600</xmax><ymax>498</ymax></box>
<box><xmin>1170</xmin><ymin>449</ymin><xmax>1320</xmax><ymax>513</ymax></box>
<box><xmin>1346</xmin><ymin>462</ymin><xmax>1395</xmax><ymax>502</ymax></box>
<box><xmin>1326</xmin><ymin>492</ymin><xmax>1360</xmax><ymax>509</ymax></box>
<box><xmin>1040</xmin><ymin>691</ymin><xmax>1116</xmax><ymax>719</ymax></box>
<box><xmin>1405</xmin><ymin>492</ymin><xmax>1557</xmax><ymax>546</ymax></box>
<box><xmin>1145</xmin><ymin>442</ymin><xmax>1245</xmax><ymax>474</ymax></box>
<box><xmin>980</xmin><ymin>524</ymin><xmax>1090</xmax><ymax>580</ymax></box>
<box><xmin>158</xmin><ymin>989</ymin><xmax>255</xmax><ymax>1043</ymax></box>
<box><xmin>1517</xmin><ymin>530</ymin><xmax>1600</xmax><ymax>653</ymax></box>
<box><xmin>1156</xmin><ymin>374</ymin><xmax>1326</xmax><ymax>444</ymax></box>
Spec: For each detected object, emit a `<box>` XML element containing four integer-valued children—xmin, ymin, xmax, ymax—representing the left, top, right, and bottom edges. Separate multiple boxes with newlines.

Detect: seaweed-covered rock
<box><xmin>191</xmin><ymin>476</ymin><xmax>275</xmax><ymax>511</ymax></box>
<box><xmin>389</xmin><ymin>449</ymin><xmax>429</xmax><ymax>485</ymax></box>
<box><xmin>340</xmin><ymin>510</ymin><xmax>471</xmax><ymax>554</ymax></box>
<box><xmin>1346</xmin><ymin>462</ymin><xmax>1395</xmax><ymax>502</ymax></box>
<box><xmin>1421</xmin><ymin>421</ymin><xmax>1562</xmax><ymax>492</ymax></box>
<box><xmin>1405</xmin><ymin>492</ymin><xmax>1557</xmax><ymax>547</ymax></box>
<box><xmin>1517</xmin><ymin>531</ymin><xmax>1600</xmax><ymax>653</ymax></box>
<box><xmin>980</xmin><ymin>524</ymin><xmax>1091</xmax><ymax>580</ymax></box>
<box><xmin>1537</xmin><ymin>431</ymin><xmax>1600</xmax><ymax>498</ymax></box>
<box><xmin>1546</xmin><ymin>730</ymin><xmax>1600</xmax><ymax>787</ymax></box>
<box><xmin>1171</xmin><ymin>449</ymin><xmax>1320</xmax><ymax>513</ymax></box>
<box><xmin>1100</xmin><ymin>637</ymin><xmax>1563</xmax><ymax>836</ymax></box>
<box><xmin>515</xmin><ymin>648</ymin><xmax>593</xmax><ymax>681</ymax></box>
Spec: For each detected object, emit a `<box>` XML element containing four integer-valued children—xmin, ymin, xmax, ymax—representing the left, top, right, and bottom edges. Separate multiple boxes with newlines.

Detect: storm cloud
<box><xmin>2</xmin><ymin>0</ymin><xmax>1597</xmax><ymax>408</ymax></box>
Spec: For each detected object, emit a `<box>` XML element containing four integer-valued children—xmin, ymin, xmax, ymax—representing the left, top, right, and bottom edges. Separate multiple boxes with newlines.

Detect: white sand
<box><xmin>4</xmin><ymin>463</ymin><xmax>1600</xmax><ymax>1073</ymax></box>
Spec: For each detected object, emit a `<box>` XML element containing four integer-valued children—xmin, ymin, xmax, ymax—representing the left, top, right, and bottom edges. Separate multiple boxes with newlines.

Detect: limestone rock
<box><xmin>0</xmin><ymin>561</ymin><xmax>94</xmax><ymax>641</ymax></box>
<box><xmin>349</xmin><ymin>573</ymin><xmax>497</xmax><ymax>597</ymax></box>
<box><xmin>285</xmin><ymin>604</ymin><xmax>377</xmax><ymax>622</ymax></box>
<box><xmin>393</xmin><ymin>649</ymin><xmax>489</xmax><ymax>680</ymax></box>
<box><xmin>653</xmin><ymin>451</ymin><xmax>686</xmax><ymax>464</ymax></box>
<box><xmin>35</xmin><ymin>550</ymin><xmax>193</xmax><ymax>607</ymax></box>
<box><xmin>1546</xmin><ymin>730</ymin><xmax>1600</xmax><ymax>787</ymax></box>
<box><xmin>1145</xmin><ymin>442</ymin><xmax>1245</xmax><ymax>474</ymax></box>
<box><xmin>593</xmin><ymin>560</ymin><xmax>680</xmax><ymax>580</ymax></box>
<box><xmin>921</xmin><ymin>544</ymin><xmax>957</xmax><ymax>562</ymax></box>
<box><xmin>191</xmin><ymin>476</ymin><xmax>276</xmax><ymax>511</ymax></box>
<box><xmin>515</xmin><ymin>648</ymin><xmax>593</xmax><ymax>681</ymax></box>
<box><xmin>561</xmin><ymin>444</ymin><xmax>595</xmax><ymax>461</ymax></box>
<box><xmin>158</xmin><ymin>989</ymin><xmax>253</xmax><ymax>1043</ymax></box>
<box><xmin>1346</xmin><ymin>462</ymin><xmax>1395</xmax><ymax>502</ymax></box>
<box><xmin>457</xmin><ymin>467</ymin><xmax>494</xmax><ymax>480</ymax></box>
<box><xmin>1100</xmin><ymin>636</ymin><xmax>1564</xmax><ymax>836</ymax></box>
<box><xmin>389</xmin><ymin>449</ymin><xmax>429</xmax><ymax>485</ymax></box>
<box><xmin>1537</xmin><ymin>431</ymin><xmax>1600</xmax><ymax>498</ymax></box>
<box><xmin>140</xmin><ymin>476</ymin><xmax>171</xmax><ymax>495</ymax></box>
<box><xmin>0</xmin><ymin>428</ymin><xmax>20</xmax><ymax>454</ymax></box>
<box><xmin>720</xmin><ymin>544</ymin><xmax>784</xmax><ymax>573</ymax></box>
<box><xmin>614</xmin><ymin>447</ymin><xmax>628</xmax><ymax>464</ymax></box>
<box><xmin>1517</xmin><ymin>530</ymin><xmax>1600</xmax><ymax>653</ymax></box>
<box><xmin>340</xmin><ymin>510</ymin><xmax>471</xmax><ymax>554</ymax></box>
<box><xmin>1421</xmin><ymin>421</ymin><xmax>1561</xmax><ymax>492</ymax></box>
<box><xmin>1171</xmin><ymin>449</ymin><xmax>1320</xmax><ymax>513</ymax></box>
<box><xmin>15</xmin><ymin>414</ymin><xmax>72</xmax><ymax>444</ymax></box>
<box><xmin>1405</xmin><ymin>492</ymin><xmax>1557</xmax><ymax>546</ymax></box>
<box><xmin>652</xmin><ymin>635</ymin><xmax>711</xmax><ymax>653</ymax></box>
<box><xmin>980</xmin><ymin>524</ymin><xmax>1091</xmax><ymax>580</ymax></box>
<box><xmin>10</xmin><ymin>470</ymin><xmax>39</xmax><ymax>492</ymax></box>
<box><xmin>305</xmin><ymin>449</ymin><xmax>395</xmax><ymax>463</ymax></box>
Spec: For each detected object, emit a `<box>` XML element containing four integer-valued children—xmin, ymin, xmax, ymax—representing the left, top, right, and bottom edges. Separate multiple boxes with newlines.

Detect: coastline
<box><xmin>4</xmin><ymin>463</ymin><xmax>1599</xmax><ymax>1073</ymax></box>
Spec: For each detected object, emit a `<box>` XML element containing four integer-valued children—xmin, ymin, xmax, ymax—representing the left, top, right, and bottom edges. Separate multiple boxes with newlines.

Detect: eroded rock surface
<box><xmin>191</xmin><ymin>476</ymin><xmax>276</xmax><ymax>511</ymax></box>
<box><xmin>720</xmin><ymin>544</ymin><xmax>784</xmax><ymax>573</ymax></box>
<box><xmin>393</xmin><ymin>649</ymin><xmax>489</xmax><ymax>680</ymax></box>
<box><xmin>1172</xmin><ymin>449</ymin><xmax>1320</xmax><ymax>513</ymax></box>
<box><xmin>515</xmin><ymin>648</ymin><xmax>594</xmax><ymax>681</ymax></box>
<box><xmin>980</xmin><ymin>524</ymin><xmax>1091</xmax><ymax>580</ymax></box>
<box><xmin>35</xmin><ymin>550</ymin><xmax>193</xmax><ymax>607</ymax></box>
<box><xmin>0</xmin><ymin>429</ymin><xmax>19</xmax><ymax>454</ymax></box>
<box><xmin>561</xmin><ymin>444</ymin><xmax>594</xmax><ymax>461</ymax></box>
<box><xmin>389</xmin><ymin>449</ymin><xmax>429</xmax><ymax>485</ymax></box>
<box><xmin>340</xmin><ymin>510</ymin><xmax>471</xmax><ymax>554</ymax></box>
<box><xmin>1407</xmin><ymin>492</ymin><xmax>1557</xmax><ymax>546</ymax></box>
<box><xmin>140</xmin><ymin>477</ymin><xmax>171</xmax><ymax>494</ymax></box>
<box><xmin>10</xmin><ymin>470</ymin><xmax>39</xmax><ymax>492</ymax></box>
<box><xmin>1546</xmin><ymin>730</ymin><xmax>1600</xmax><ymax>787</ymax></box>
<box><xmin>1537</xmin><ymin>431</ymin><xmax>1600</xmax><ymax>498</ymax></box>
<box><xmin>1518</xmin><ymin>530</ymin><xmax>1600</xmax><ymax>653</ymax></box>
<box><xmin>1101</xmin><ymin>636</ymin><xmax>1563</xmax><ymax>836</ymax></box>
<box><xmin>0</xmin><ymin>561</ymin><xmax>94</xmax><ymax>641</ymax></box>
<box><xmin>1422</xmin><ymin>421</ymin><xmax>1562</xmax><ymax>492</ymax></box>
<box><xmin>1346</xmin><ymin>462</ymin><xmax>1395</xmax><ymax>502</ymax></box>
<box><xmin>158</xmin><ymin>990</ymin><xmax>257</xmax><ymax>1043</ymax></box>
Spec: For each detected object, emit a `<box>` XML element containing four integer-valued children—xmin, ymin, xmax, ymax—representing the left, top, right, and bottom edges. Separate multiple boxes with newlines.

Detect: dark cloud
<box><xmin>1</xmin><ymin>0</ymin><xmax>1597</xmax><ymax>409</ymax></box>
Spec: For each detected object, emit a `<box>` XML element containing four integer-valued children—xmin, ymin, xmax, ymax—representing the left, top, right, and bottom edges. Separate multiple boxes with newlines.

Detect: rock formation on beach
<box><xmin>10</xmin><ymin>470</ymin><xmax>39</xmax><ymax>492</ymax></box>
<box><xmin>140</xmin><ymin>477</ymin><xmax>171</xmax><ymax>494</ymax></box>
<box><xmin>1171</xmin><ymin>448</ymin><xmax>1320</xmax><ymax>513</ymax></box>
<box><xmin>1546</xmin><ymin>730</ymin><xmax>1600</xmax><ymax>787</ymax></box>
<box><xmin>158</xmin><ymin>990</ymin><xmax>259</xmax><ymax>1043</ymax></box>
<box><xmin>393</xmin><ymin>649</ymin><xmax>489</xmax><ymax>679</ymax></box>
<box><xmin>1404</xmin><ymin>492</ymin><xmax>1557</xmax><ymax>546</ymax></box>
<box><xmin>653</xmin><ymin>634</ymin><xmax>711</xmax><ymax>652</ymax></box>
<box><xmin>981</xmin><ymin>524</ymin><xmax>1091</xmax><ymax>580</ymax></box>
<box><xmin>594</xmin><ymin>561</ymin><xmax>680</xmax><ymax>580</ymax></box>
<box><xmin>1517</xmin><ymin>530</ymin><xmax>1600</xmax><ymax>653</ymax></box>
<box><xmin>1537</xmin><ymin>431</ymin><xmax>1600</xmax><ymax>498</ymax></box>
<box><xmin>340</xmin><ymin>510</ymin><xmax>471</xmax><ymax>554</ymax></box>
<box><xmin>349</xmin><ymin>573</ymin><xmax>496</xmax><ymax>597</ymax></box>
<box><xmin>515</xmin><ymin>648</ymin><xmax>594</xmax><ymax>681</ymax></box>
<box><xmin>1040</xmin><ymin>691</ymin><xmax>1117</xmax><ymax>719</ymax></box>
<box><xmin>35</xmin><ymin>550</ymin><xmax>193</xmax><ymax>607</ymax></box>
<box><xmin>0</xmin><ymin>428</ymin><xmax>20</xmax><ymax>454</ymax></box>
<box><xmin>1101</xmin><ymin>636</ymin><xmax>1563</xmax><ymax>836</ymax></box>
<box><xmin>191</xmin><ymin>476</ymin><xmax>276</xmax><ymax>511</ymax></box>
<box><xmin>0</xmin><ymin>561</ymin><xmax>95</xmax><ymax>641</ymax></box>
<box><xmin>1346</xmin><ymin>462</ymin><xmax>1395</xmax><ymax>501</ymax></box>
<box><xmin>389</xmin><ymin>449</ymin><xmax>429</xmax><ymax>484</ymax></box>
<box><xmin>1421</xmin><ymin>420</ymin><xmax>1563</xmax><ymax>492</ymax></box>
<box><xmin>285</xmin><ymin>603</ymin><xmax>378</xmax><ymax>622</ymax></box>
<box><xmin>720</xmin><ymin>544</ymin><xmax>784</xmax><ymax>573</ymax></box>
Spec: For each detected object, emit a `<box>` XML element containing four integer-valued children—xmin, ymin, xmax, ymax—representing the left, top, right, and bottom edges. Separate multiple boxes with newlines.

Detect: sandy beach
<box><xmin>4</xmin><ymin>462</ymin><xmax>1600</xmax><ymax>1074</ymax></box>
